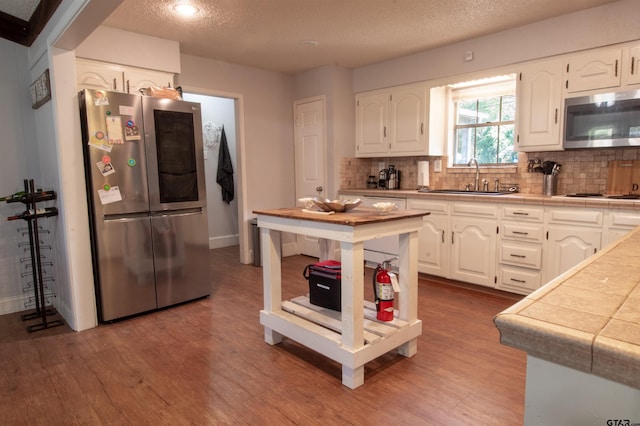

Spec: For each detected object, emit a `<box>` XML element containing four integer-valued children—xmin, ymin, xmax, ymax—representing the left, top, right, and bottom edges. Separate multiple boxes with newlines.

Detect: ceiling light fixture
<box><xmin>173</xmin><ymin>2</ymin><xmax>200</xmax><ymax>17</ymax></box>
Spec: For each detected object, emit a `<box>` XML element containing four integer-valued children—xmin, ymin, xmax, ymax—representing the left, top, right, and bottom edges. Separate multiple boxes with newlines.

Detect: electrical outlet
<box><xmin>378</xmin><ymin>162</ymin><xmax>385</xmax><ymax>171</ymax></box>
<box><xmin>434</xmin><ymin>159</ymin><xmax>442</xmax><ymax>172</ymax></box>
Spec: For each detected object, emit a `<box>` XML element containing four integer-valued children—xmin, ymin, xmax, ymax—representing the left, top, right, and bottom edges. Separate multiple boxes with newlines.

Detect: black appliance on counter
<box><xmin>378</xmin><ymin>166</ymin><xmax>401</xmax><ymax>189</ymax></box>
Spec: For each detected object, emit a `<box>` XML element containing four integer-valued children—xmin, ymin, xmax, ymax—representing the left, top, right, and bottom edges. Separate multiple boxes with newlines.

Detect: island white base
<box><xmin>525</xmin><ymin>356</ymin><xmax>640</xmax><ymax>425</ymax></box>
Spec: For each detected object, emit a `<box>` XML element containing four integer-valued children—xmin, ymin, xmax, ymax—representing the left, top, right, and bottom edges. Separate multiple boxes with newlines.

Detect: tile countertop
<box><xmin>338</xmin><ymin>188</ymin><xmax>640</xmax><ymax>210</ymax></box>
<box><xmin>494</xmin><ymin>226</ymin><xmax>640</xmax><ymax>390</ymax></box>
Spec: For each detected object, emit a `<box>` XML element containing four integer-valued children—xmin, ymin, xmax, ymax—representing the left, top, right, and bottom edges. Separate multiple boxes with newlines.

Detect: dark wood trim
<box><xmin>0</xmin><ymin>0</ymin><xmax>63</xmax><ymax>47</ymax></box>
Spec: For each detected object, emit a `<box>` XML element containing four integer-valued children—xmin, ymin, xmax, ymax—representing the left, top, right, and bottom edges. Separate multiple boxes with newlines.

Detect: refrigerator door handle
<box><xmin>150</xmin><ymin>208</ymin><xmax>203</xmax><ymax>218</ymax></box>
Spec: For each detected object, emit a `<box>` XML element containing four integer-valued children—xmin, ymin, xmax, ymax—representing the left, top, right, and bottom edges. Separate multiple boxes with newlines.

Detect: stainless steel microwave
<box><xmin>563</xmin><ymin>89</ymin><xmax>640</xmax><ymax>149</ymax></box>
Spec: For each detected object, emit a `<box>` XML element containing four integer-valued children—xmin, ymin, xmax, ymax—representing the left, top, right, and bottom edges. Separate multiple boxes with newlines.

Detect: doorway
<box><xmin>182</xmin><ymin>90</ymin><xmax>248</xmax><ymax>262</ymax></box>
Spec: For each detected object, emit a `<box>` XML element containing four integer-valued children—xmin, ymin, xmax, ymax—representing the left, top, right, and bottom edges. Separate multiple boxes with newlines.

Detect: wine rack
<box><xmin>5</xmin><ymin>179</ymin><xmax>63</xmax><ymax>332</ymax></box>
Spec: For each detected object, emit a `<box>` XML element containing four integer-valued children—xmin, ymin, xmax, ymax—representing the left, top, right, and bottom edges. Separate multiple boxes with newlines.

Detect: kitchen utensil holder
<box><xmin>543</xmin><ymin>175</ymin><xmax>557</xmax><ymax>196</ymax></box>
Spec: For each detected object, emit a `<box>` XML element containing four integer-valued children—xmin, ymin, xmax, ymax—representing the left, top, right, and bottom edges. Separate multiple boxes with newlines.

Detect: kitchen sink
<box><xmin>417</xmin><ymin>189</ymin><xmax>512</xmax><ymax>195</ymax></box>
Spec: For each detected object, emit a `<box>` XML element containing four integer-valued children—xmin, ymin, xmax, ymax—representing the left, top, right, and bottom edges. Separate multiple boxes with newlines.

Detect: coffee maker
<box><xmin>378</xmin><ymin>166</ymin><xmax>400</xmax><ymax>189</ymax></box>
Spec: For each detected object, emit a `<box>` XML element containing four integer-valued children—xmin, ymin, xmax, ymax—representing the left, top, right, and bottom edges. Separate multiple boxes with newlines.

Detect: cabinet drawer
<box><xmin>501</xmin><ymin>222</ymin><xmax>544</xmax><ymax>243</ymax></box>
<box><xmin>546</xmin><ymin>208</ymin><xmax>603</xmax><ymax>227</ymax></box>
<box><xmin>605</xmin><ymin>210</ymin><xmax>640</xmax><ymax>229</ymax></box>
<box><xmin>451</xmin><ymin>203</ymin><xmax>498</xmax><ymax>218</ymax></box>
<box><xmin>408</xmin><ymin>199</ymin><xmax>448</xmax><ymax>214</ymax></box>
<box><xmin>499</xmin><ymin>242</ymin><xmax>542</xmax><ymax>269</ymax></box>
<box><xmin>497</xmin><ymin>266</ymin><xmax>541</xmax><ymax>294</ymax></box>
<box><xmin>502</xmin><ymin>205</ymin><xmax>544</xmax><ymax>222</ymax></box>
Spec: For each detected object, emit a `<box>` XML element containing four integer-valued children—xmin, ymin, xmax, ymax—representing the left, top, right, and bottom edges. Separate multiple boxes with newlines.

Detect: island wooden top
<box><xmin>253</xmin><ymin>207</ymin><xmax>429</xmax><ymax>226</ymax></box>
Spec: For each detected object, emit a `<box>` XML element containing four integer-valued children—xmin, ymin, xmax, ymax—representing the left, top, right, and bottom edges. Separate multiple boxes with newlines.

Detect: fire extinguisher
<box><xmin>373</xmin><ymin>259</ymin><xmax>397</xmax><ymax>321</ymax></box>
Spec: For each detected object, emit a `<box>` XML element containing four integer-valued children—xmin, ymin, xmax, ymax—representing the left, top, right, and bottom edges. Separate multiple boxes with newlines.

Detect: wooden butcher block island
<box><xmin>253</xmin><ymin>207</ymin><xmax>429</xmax><ymax>388</ymax></box>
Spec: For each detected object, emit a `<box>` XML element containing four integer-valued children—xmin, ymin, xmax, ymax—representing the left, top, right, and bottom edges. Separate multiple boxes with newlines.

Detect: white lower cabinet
<box><xmin>543</xmin><ymin>207</ymin><xmax>603</xmax><ymax>283</ymax></box>
<box><xmin>449</xmin><ymin>203</ymin><xmax>498</xmax><ymax>288</ymax></box>
<box><xmin>408</xmin><ymin>199</ymin><xmax>449</xmax><ymax>277</ymax></box>
<box><xmin>497</xmin><ymin>205</ymin><xmax>545</xmax><ymax>294</ymax></box>
<box><xmin>356</xmin><ymin>194</ymin><xmax>637</xmax><ymax>295</ymax></box>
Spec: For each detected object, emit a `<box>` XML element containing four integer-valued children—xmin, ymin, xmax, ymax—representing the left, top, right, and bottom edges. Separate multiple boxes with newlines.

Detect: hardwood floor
<box><xmin>0</xmin><ymin>246</ymin><xmax>526</xmax><ymax>425</ymax></box>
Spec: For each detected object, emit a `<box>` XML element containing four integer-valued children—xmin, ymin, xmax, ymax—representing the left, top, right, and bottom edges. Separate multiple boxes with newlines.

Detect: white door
<box><xmin>294</xmin><ymin>96</ymin><xmax>326</xmax><ymax>257</ymax></box>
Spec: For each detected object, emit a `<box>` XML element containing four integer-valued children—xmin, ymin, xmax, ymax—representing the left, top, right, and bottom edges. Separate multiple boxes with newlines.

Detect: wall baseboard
<box><xmin>0</xmin><ymin>294</ymin><xmax>31</xmax><ymax>316</ymax></box>
<box><xmin>209</xmin><ymin>234</ymin><xmax>239</xmax><ymax>249</ymax></box>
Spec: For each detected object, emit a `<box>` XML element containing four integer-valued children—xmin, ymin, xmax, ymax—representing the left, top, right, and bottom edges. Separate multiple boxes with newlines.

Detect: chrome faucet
<box><xmin>467</xmin><ymin>158</ymin><xmax>479</xmax><ymax>191</ymax></box>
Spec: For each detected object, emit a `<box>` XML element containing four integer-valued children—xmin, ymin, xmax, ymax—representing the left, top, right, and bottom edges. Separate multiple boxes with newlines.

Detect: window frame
<box><xmin>447</xmin><ymin>74</ymin><xmax>517</xmax><ymax>167</ymax></box>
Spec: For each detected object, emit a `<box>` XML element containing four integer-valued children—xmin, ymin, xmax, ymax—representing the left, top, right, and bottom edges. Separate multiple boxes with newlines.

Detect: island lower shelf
<box><xmin>260</xmin><ymin>296</ymin><xmax>422</xmax><ymax>368</ymax></box>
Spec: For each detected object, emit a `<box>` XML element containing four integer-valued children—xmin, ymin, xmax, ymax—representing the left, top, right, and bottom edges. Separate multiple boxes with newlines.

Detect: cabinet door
<box><xmin>76</xmin><ymin>60</ymin><xmax>123</xmax><ymax>92</ymax></box>
<box><xmin>450</xmin><ymin>217</ymin><xmax>497</xmax><ymax>287</ymax></box>
<box><xmin>626</xmin><ymin>46</ymin><xmax>640</xmax><ymax>86</ymax></box>
<box><xmin>516</xmin><ymin>59</ymin><xmax>563</xmax><ymax>151</ymax></box>
<box><xmin>416</xmin><ymin>214</ymin><xmax>449</xmax><ymax>277</ymax></box>
<box><xmin>566</xmin><ymin>49</ymin><xmax>622</xmax><ymax>93</ymax></box>
<box><xmin>356</xmin><ymin>91</ymin><xmax>388</xmax><ymax>157</ymax></box>
<box><xmin>124</xmin><ymin>68</ymin><xmax>174</xmax><ymax>94</ymax></box>
<box><xmin>543</xmin><ymin>227</ymin><xmax>601</xmax><ymax>282</ymax></box>
<box><xmin>388</xmin><ymin>85</ymin><xmax>426</xmax><ymax>154</ymax></box>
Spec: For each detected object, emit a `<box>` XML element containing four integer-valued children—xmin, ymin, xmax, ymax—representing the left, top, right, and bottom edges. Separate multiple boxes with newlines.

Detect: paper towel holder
<box><xmin>417</xmin><ymin>160</ymin><xmax>430</xmax><ymax>190</ymax></box>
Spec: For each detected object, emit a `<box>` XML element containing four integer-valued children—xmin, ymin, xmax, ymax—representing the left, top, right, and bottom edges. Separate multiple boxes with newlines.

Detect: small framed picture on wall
<box><xmin>30</xmin><ymin>69</ymin><xmax>51</xmax><ymax>109</ymax></box>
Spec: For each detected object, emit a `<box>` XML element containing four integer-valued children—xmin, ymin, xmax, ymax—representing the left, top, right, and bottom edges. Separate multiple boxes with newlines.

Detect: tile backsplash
<box><xmin>340</xmin><ymin>148</ymin><xmax>640</xmax><ymax>195</ymax></box>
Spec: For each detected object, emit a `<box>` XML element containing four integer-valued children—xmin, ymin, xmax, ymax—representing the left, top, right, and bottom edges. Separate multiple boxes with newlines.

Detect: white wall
<box><xmin>293</xmin><ymin>65</ymin><xmax>355</xmax><ymax>198</ymax></box>
<box><xmin>0</xmin><ymin>39</ymin><xmax>36</xmax><ymax>314</ymax></box>
<box><xmin>353</xmin><ymin>0</ymin><xmax>640</xmax><ymax>92</ymax></box>
<box><xmin>177</xmin><ymin>54</ymin><xmax>296</xmax><ymax>215</ymax></box>
<box><xmin>75</xmin><ymin>26</ymin><xmax>180</xmax><ymax>73</ymax></box>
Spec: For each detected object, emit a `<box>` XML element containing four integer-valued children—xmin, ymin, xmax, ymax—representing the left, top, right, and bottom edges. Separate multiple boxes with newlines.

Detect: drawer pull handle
<box><xmin>510</xmin><ymin>278</ymin><xmax>526</xmax><ymax>283</ymax></box>
<box><xmin>512</xmin><ymin>231</ymin><xmax>529</xmax><ymax>235</ymax></box>
<box><xmin>510</xmin><ymin>254</ymin><xmax>526</xmax><ymax>258</ymax></box>
<box><xmin>513</xmin><ymin>211</ymin><xmax>529</xmax><ymax>216</ymax></box>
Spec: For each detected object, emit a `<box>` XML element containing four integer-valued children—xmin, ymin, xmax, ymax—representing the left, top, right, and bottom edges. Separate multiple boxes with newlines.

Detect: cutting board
<box><xmin>607</xmin><ymin>160</ymin><xmax>640</xmax><ymax>194</ymax></box>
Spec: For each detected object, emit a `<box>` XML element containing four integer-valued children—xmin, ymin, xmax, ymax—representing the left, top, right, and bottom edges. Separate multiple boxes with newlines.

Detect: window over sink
<box><xmin>450</xmin><ymin>74</ymin><xmax>517</xmax><ymax>166</ymax></box>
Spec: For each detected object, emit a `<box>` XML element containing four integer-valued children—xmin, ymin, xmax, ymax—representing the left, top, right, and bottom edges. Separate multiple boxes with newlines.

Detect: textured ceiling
<box><xmin>0</xmin><ymin>0</ymin><xmax>40</xmax><ymax>21</ymax></box>
<box><xmin>102</xmin><ymin>0</ymin><xmax>620</xmax><ymax>74</ymax></box>
<box><xmin>0</xmin><ymin>0</ymin><xmax>622</xmax><ymax>74</ymax></box>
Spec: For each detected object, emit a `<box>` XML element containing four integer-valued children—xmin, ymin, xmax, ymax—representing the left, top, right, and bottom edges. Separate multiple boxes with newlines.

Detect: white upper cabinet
<box><xmin>124</xmin><ymin>68</ymin><xmax>175</xmax><ymax>95</ymax></box>
<box><xmin>565</xmin><ymin>48</ymin><xmax>622</xmax><ymax>93</ymax></box>
<box><xmin>356</xmin><ymin>83</ymin><xmax>443</xmax><ymax>157</ymax></box>
<box><xmin>623</xmin><ymin>45</ymin><xmax>640</xmax><ymax>86</ymax></box>
<box><xmin>76</xmin><ymin>60</ymin><xmax>123</xmax><ymax>92</ymax></box>
<box><xmin>76</xmin><ymin>59</ymin><xmax>174</xmax><ymax>94</ymax></box>
<box><xmin>355</xmin><ymin>90</ymin><xmax>389</xmax><ymax>156</ymax></box>
<box><xmin>516</xmin><ymin>59</ymin><xmax>564</xmax><ymax>152</ymax></box>
<box><xmin>388</xmin><ymin>84</ymin><xmax>427</xmax><ymax>154</ymax></box>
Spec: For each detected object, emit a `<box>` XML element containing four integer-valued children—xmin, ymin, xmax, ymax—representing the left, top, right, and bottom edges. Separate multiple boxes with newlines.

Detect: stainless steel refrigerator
<box><xmin>79</xmin><ymin>88</ymin><xmax>210</xmax><ymax>322</ymax></box>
